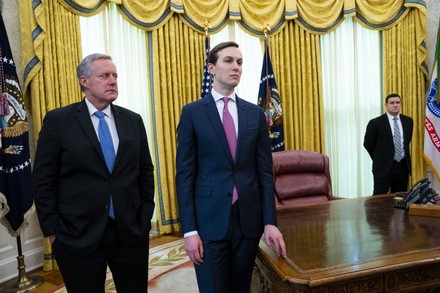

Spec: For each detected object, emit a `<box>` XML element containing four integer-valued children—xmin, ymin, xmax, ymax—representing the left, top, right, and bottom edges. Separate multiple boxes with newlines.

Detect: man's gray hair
<box><xmin>77</xmin><ymin>53</ymin><xmax>112</xmax><ymax>92</ymax></box>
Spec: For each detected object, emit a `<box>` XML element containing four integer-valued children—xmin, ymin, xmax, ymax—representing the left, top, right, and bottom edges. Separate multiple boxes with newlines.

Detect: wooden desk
<box><xmin>251</xmin><ymin>195</ymin><xmax>440</xmax><ymax>292</ymax></box>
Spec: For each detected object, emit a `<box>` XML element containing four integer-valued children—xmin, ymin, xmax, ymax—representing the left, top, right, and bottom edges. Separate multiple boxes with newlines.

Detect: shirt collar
<box><xmin>386</xmin><ymin>112</ymin><xmax>400</xmax><ymax>120</ymax></box>
<box><xmin>211</xmin><ymin>89</ymin><xmax>236</xmax><ymax>103</ymax></box>
<box><xmin>85</xmin><ymin>98</ymin><xmax>113</xmax><ymax>118</ymax></box>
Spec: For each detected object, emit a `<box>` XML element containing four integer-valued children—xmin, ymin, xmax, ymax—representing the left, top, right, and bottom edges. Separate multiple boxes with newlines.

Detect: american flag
<box><xmin>200</xmin><ymin>36</ymin><xmax>212</xmax><ymax>99</ymax></box>
<box><xmin>0</xmin><ymin>12</ymin><xmax>34</xmax><ymax>236</ymax></box>
<box><xmin>257</xmin><ymin>39</ymin><xmax>285</xmax><ymax>152</ymax></box>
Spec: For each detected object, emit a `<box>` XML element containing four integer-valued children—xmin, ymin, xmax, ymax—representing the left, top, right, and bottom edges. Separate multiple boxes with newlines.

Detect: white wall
<box><xmin>1</xmin><ymin>0</ymin><xmax>440</xmax><ymax>283</ymax></box>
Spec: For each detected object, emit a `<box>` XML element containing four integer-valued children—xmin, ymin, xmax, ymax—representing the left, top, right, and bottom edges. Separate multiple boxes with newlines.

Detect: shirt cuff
<box><xmin>184</xmin><ymin>231</ymin><xmax>198</xmax><ymax>238</ymax></box>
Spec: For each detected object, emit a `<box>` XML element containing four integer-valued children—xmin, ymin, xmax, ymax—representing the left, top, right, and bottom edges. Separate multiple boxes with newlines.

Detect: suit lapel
<box><xmin>236</xmin><ymin>96</ymin><xmax>247</xmax><ymax>162</ymax></box>
<box><xmin>111</xmin><ymin>105</ymin><xmax>124</xmax><ymax>170</ymax></box>
<box><xmin>382</xmin><ymin>114</ymin><xmax>393</xmax><ymax>143</ymax></box>
<box><xmin>401</xmin><ymin>115</ymin><xmax>410</xmax><ymax>142</ymax></box>
<box><xmin>204</xmin><ymin>93</ymin><xmax>235</xmax><ymax>164</ymax></box>
<box><xmin>75</xmin><ymin>100</ymin><xmax>104</xmax><ymax>161</ymax></box>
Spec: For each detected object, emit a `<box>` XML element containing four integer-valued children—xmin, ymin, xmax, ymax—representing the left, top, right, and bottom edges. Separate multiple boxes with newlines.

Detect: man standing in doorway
<box><xmin>364</xmin><ymin>93</ymin><xmax>413</xmax><ymax>195</ymax></box>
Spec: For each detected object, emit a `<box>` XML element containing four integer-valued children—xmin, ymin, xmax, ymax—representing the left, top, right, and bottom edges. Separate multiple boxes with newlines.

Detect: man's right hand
<box><xmin>184</xmin><ymin>234</ymin><xmax>204</xmax><ymax>265</ymax></box>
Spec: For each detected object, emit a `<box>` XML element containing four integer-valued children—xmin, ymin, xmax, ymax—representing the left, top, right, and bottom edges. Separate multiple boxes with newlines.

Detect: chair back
<box><xmin>272</xmin><ymin>150</ymin><xmax>338</xmax><ymax>208</ymax></box>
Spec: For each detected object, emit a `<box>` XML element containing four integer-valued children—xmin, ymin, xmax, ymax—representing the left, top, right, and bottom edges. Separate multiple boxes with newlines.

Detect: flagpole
<box><xmin>263</xmin><ymin>24</ymin><xmax>271</xmax><ymax>113</ymax></box>
<box><xmin>0</xmin><ymin>236</ymin><xmax>44</xmax><ymax>293</ymax></box>
<box><xmin>200</xmin><ymin>19</ymin><xmax>212</xmax><ymax>99</ymax></box>
<box><xmin>264</xmin><ymin>27</ymin><xmax>270</xmax><ymax>107</ymax></box>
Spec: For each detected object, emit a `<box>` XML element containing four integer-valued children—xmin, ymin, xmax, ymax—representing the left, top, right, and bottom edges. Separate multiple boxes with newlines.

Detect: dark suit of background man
<box><xmin>176</xmin><ymin>41</ymin><xmax>286</xmax><ymax>293</ymax></box>
<box><xmin>364</xmin><ymin>93</ymin><xmax>413</xmax><ymax>195</ymax></box>
<box><xmin>33</xmin><ymin>53</ymin><xmax>155</xmax><ymax>293</ymax></box>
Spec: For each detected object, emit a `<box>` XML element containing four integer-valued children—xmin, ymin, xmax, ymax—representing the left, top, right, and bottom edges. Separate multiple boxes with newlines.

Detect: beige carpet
<box><xmin>53</xmin><ymin>239</ymin><xmax>198</xmax><ymax>292</ymax></box>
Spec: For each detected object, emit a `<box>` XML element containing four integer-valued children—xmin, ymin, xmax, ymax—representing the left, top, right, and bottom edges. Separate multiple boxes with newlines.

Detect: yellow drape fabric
<box><xmin>269</xmin><ymin>23</ymin><xmax>324</xmax><ymax>152</ymax></box>
<box><xmin>19</xmin><ymin>0</ymin><xmax>83</xmax><ymax>271</ymax></box>
<box><xmin>116</xmin><ymin>1</ymin><xmax>174</xmax><ymax>31</ymax></box>
<box><xmin>57</xmin><ymin>0</ymin><xmax>110</xmax><ymax>16</ymax></box>
<box><xmin>18</xmin><ymin>0</ymin><xmax>45</xmax><ymax>116</ymax></box>
<box><xmin>177</xmin><ymin>0</ymin><xmax>229</xmax><ymax>33</ymax></box>
<box><xmin>383</xmin><ymin>8</ymin><xmax>428</xmax><ymax>183</ymax></box>
<box><xmin>293</xmin><ymin>0</ymin><xmax>351</xmax><ymax>34</ymax></box>
<box><xmin>19</xmin><ymin>0</ymin><xmax>427</xmax><ymax>235</ymax></box>
<box><xmin>55</xmin><ymin>0</ymin><xmax>425</xmax><ymax>35</ymax></box>
<box><xmin>147</xmin><ymin>16</ymin><xmax>206</xmax><ymax>233</ymax></box>
<box><xmin>237</xmin><ymin>0</ymin><xmax>287</xmax><ymax>35</ymax></box>
<box><xmin>20</xmin><ymin>0</ymin><xmax>83</xmax><ymax>141</ymax></box>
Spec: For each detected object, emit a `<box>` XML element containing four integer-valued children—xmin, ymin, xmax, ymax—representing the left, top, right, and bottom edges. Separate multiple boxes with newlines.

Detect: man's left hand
<box><xmin>264</xmin><ymin>224</ymin><xmax>287</xmax><ymax>258</ymax></box>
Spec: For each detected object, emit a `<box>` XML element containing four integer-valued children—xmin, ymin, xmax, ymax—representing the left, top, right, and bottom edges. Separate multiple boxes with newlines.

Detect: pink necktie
<box><xmin>222</xmin><ymin>97</ymin><xmax>238</xmax><ymax>204</ymax></box>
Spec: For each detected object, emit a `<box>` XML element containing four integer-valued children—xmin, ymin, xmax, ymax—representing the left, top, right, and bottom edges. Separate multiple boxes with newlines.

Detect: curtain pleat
<box><xmin>178</xmin><ymin>0</ymin><xmax>229</xmax><ymax>33</ymax></box>
<box><xmin>57</xmin><ymin>0</ymin><xmax>426</xmax><ymax>36</ymax></box>
<box><xmin>20</xmin><ymin>1</ymin><xmax>82</xmax><ymax>142</ymax></box>
<box><xmin>19</xmin><ymin>0</ymin><xmax>82</xmax><ymax>271</ymax></box>
<box><xmin>269</xmin><ymin>23</ymin><xmax>324</xmax><ymax>152</ymax></box>
<box><xmin>147</xmin><ymin>16</ymin><xmax>205</xmax><ymax>233</ymax></box>
<box><xmin>57</xmin><ymin>0</ymin><xmax>108</xmax><ymax>16</ymax></box>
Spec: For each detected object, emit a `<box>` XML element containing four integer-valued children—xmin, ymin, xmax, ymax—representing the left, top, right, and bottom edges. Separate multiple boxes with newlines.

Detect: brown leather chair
<box><xmin>272</xmin><ymin>150</ymin><xmax>343</xmax><ymax>209</ymax></box>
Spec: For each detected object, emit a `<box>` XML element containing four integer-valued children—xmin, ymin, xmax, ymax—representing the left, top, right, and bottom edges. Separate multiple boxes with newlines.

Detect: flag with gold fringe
<box><xmin>200</xmin><ymin>36</ymin><xmax>212</xmax><ymax>99</ymax></box>
<box><xmin>424</xmin><ymin>18</ymin><xmax>440</xmax><ymax>180</ymax></box>
<box><xmin>0</xmin><ymin>12</ymin><xmax>34</xmax><ymax>237</ymax></box>
<box><xmin>257</xmin><ymin>40</ymin><xmax>284</xmax><ymax>152</ymax></box>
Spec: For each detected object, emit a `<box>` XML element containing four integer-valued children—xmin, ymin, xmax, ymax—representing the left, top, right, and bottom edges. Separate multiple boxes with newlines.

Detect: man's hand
<box><xmin>184</xmin><ymin>234</ymin><xmax>204</xmax><ymax>265</ymax></box>
<box><xmin>264</xmin><ymin>224</ymin><xmax>287</xmax><ymax>258</ymax></box>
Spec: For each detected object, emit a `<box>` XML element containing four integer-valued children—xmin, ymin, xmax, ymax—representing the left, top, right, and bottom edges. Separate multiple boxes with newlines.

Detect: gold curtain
<box><xmin>19</xmin><ymin>0</ymin><xmax>83</xmax><ymax>271</ymax></box>
<box><xmin>147</xmin><ymin>16</ymin><xmax>206</xmax><ymax>233</ymax></box>
<box><xmin>20</xmin><ymin>0</ymin><xmax>83</xmax><ymax>141</ymax></box>
<box><xmin>53</xmin><ymin>0</ymin><xmax>427</xmax><ymax>38</ymax></box>
<box><xmin>269</xmin><ymin>23</ymin><xmax>324</xmax><ymax>151</ymax></box>
<box><xmin>383</xmin><ymin>8</ymin><xmax>428</xmax><ymax>183</ymax></box>
<box><xmin>57</xmin><ymin>0</ymin><xmax>111</xmax><ymax>16</ymax></box>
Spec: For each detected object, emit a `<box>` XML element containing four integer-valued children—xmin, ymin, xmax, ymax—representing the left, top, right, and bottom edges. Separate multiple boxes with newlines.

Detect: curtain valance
<box><xmin>58</xmin><ymin>0</ymin><xmax>426</xmax><ymax>36</ymax></box>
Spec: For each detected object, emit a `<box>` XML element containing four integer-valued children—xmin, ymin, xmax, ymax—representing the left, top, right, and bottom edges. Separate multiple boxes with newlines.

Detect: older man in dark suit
<box><xmin>364</xmin><ymin>93</ymin><xmax>413</xmax><ymax>195</ymax></box>
<box><xmin>176</xmin><ymin>41</ymin><xmax>286</xmax><ymax>293</ymax></box>
<box><xmin>33</xmin><ymin>53</ymin><xmax>155</xmax><ymax>293</ymax></box>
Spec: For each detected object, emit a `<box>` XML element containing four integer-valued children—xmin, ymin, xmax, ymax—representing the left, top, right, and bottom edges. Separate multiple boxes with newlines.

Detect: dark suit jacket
<box><xmin>33</xmin><ymin>100</ymin><xmax>155</xmax><ymax>255</ymax></box>
<box><xmin>175</xmin><ymin>93</ymin><xmax>277</xmax><ymax>241</ymax></box>
<box><xmin>363</xmin><ymin>113</ymin><xmax>413</xmax><ymax>178</ymax></box>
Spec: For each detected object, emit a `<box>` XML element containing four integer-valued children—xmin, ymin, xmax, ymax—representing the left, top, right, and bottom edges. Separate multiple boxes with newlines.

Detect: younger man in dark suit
<box><xmin>364</xmin><ymin>93</ymin><xmax>413</xmax><ymax>195</ymax></box>
<box><xmin>176</xmin><ymin>41</ymin><xmax>286</xmax><ymax>293</ymax></box>
<box><xmin>33</xmin><ymin>53</ymin><xmax>155</xmax><ymax>293</ymax></box>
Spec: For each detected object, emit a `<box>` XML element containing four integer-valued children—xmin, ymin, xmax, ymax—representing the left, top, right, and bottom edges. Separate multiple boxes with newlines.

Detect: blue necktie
<box><xmin>94</xmin><ymin>111</ymin><xmax>116</xmax><ymax>218</ymax></box>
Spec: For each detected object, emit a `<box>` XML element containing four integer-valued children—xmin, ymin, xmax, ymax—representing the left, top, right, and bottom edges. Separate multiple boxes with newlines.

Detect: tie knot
<box><xmin>223</xmin><ymin>97</ymin><xmax>230</xmax><ymax>106</ymax></box>
<box><xmin>94</xmin><ymin>111</ymin><xmax>105</xmax><ymax>119</ymax></box>
<box><xmin>393</xmin><ymin>117</ymin><xmax>398</xmax><ymax>121</ymax></box>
